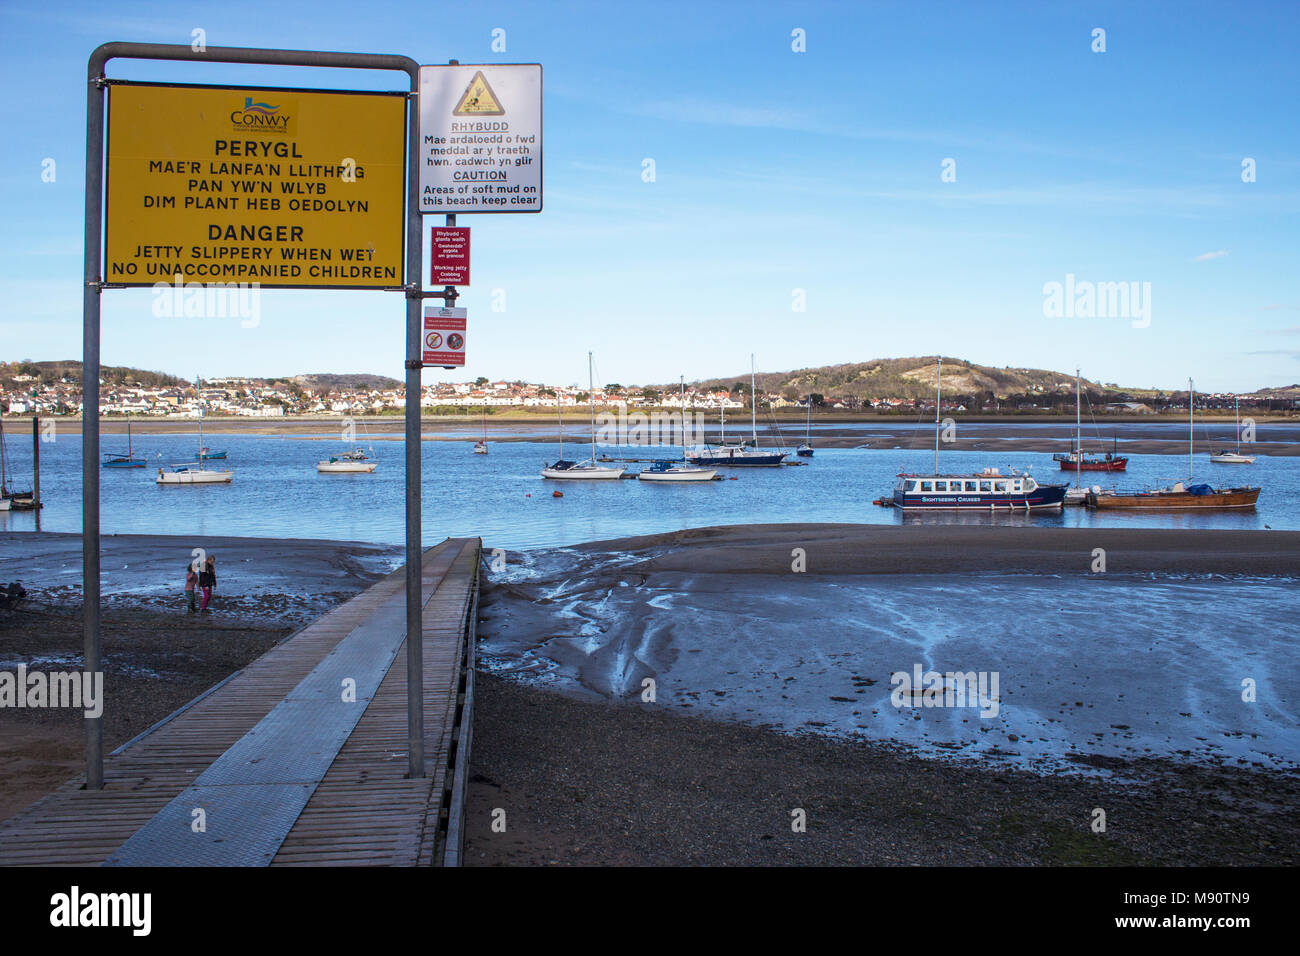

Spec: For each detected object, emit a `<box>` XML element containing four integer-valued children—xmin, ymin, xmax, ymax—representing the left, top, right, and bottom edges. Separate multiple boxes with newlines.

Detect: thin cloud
<box><xmin>1193</xmin><ymin>250</ymin><xmax>1229</xmax><ymax>261</ymax></box>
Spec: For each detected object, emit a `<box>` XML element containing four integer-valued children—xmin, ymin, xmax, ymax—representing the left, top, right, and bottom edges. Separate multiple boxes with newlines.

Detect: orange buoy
<box><xmin>728</xmin><ymin>476</ymin><xmax>738</xmax><ymax>480</ymax></box>
<box><xmin>552</xmin><ymin>490</ymin><xmax>563</xmax><ymax>497</ymax></box>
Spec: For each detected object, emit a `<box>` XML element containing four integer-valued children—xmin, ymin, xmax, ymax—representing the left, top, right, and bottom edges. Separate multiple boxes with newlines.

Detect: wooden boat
<box><xmin>1086</xmin><ymin>482</ymin><xmax>1260</xmax><ymax>509</ymax></box>
<box><xmin>543</xmin><ymin>353</ymin><xmax>626</xmax><ymax>480</ymax></box>
<box><xmin>1086</xmin><ymin>378</ymin><xmax>1260</xmax><ymax>511</ymax></box>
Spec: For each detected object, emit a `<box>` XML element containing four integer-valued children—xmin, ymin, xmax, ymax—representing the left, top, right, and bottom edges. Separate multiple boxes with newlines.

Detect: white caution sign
<box><xmin>418</xmin><ymin>64</ymin><xmax>542</xmax><ymax>214</ymax></box>
<box><xmin>423</xmin><ymin>306</ymin><xmax>468</xmax><ymax>367</ymax></box>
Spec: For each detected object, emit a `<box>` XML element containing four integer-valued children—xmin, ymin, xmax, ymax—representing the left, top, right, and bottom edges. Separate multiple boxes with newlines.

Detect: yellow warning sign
<box><xmin>452</xmin><ymin>71</ymin><xmax>504</xmax><ymax>115</ymax></box>
<box><xmin>104</xmin><ymin>83</ymin><xmax>407</xmax><ymax>289</ymax></box>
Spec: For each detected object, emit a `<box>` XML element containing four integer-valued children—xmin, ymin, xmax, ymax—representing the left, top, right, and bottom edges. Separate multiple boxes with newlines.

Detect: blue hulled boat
<box><xmin>893</xmin><ymin>470</ymin><xmax>1067</xmax><ymax>512</ymax></box>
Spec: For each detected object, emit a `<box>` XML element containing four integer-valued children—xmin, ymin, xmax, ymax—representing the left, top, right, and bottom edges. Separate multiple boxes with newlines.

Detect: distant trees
<box><xmin>640</xmin><ymin>386</ymin><xmax>660</xmax><ymax>403</ymax></box>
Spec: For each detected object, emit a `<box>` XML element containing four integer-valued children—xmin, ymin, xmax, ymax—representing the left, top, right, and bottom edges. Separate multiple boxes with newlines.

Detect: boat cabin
<box><xmin>894</xmin><ymin>473</ymin><xmax>1039</xmax><ymax>495</ymax></box>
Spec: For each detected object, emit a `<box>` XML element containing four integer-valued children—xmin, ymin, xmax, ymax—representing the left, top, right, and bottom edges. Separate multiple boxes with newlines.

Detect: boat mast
<box><xmin>1235</xmin><ymin>397</ymin><xmax>1241</xmax><ymax>454</ymax></box>
<box><xmin>750</xmin><ymin>354</ymin><xmax>757</xmax><ymax>446</ymax></box>
<box><xmin>1188</xmin><ymin>377</ymin><xmax>1194</xmax><ymax>482</ymax></box>
<box><xmin>588</xmin><ymin>351</ymin><xmax>596</xmax><ymax>464</ymax></box>
<box><xmin>680</xmin><ymin>376</ymin><xmax>686</xmax><ymax>460</ymax></box>
<box><xmin>934</xmin><ymin>357</ymin><xmax>941</xmax><ymax>474</ymax></box>
<box><xmin>1075</xmin><ymin>369</ymin><xmax>1081</xmax><ymax>490</ymax></box>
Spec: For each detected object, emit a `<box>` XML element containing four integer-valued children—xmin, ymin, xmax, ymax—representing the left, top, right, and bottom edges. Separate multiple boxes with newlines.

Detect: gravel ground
<box><xmin>463</xmin><ymin>674</ymin><xmax>1299</xmax><ymax>866</ymax></box>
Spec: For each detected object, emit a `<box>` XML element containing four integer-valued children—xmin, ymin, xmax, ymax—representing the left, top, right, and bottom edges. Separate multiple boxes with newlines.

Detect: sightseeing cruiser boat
<box><xmin>157</xmin><ymin>410</ymin><xmax>232</xmax><ymax>484</ymax></box>
<box><xmin>1209</xmin><ymin>398</ymin><xmax>1255</xmax><ymax>465</ymax></box>
<box><xmin>1087</xmin><ymin>379</ymin><xmax>1260</xmax><ymax>510</ymax></box>
<box><xmin>103</xmin><ymin>420</ymin><xmax>146</xmax><ymax>468</ymax></box>
<box><xmin>892</xmin><ymin>358</ymin><xmax>1067</xmax><ymax>512</ymax></box>
<box><xmin>893</xmin><ymin>469</ymin><xmax>1067</xmax><ymax>512</ymax></box>
<box><xmin>638</xmin><ymin>378</ymin><xmax>717</xmax><ymax>482</ymax></box>
<box><xmin>687</xmin><ymin>355</ymin><xmax>787</xmax><ymax>467</ymax></box>
<box><xmin>1052</xmin><ymin>370</ymin><xmax>1127</xmax><ymax>473</ymax></box>
<box><xmin>542</xmin><ymin>353</ymin><xmax>626</xmax><ymax>480</ymax></box>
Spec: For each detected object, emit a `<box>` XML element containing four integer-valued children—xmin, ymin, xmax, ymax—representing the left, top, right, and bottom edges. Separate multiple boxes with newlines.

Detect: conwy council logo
<box><xmin>230</xmin><ymin>96</ymin><xmax>294</xmax><ymax>134</ymax></box>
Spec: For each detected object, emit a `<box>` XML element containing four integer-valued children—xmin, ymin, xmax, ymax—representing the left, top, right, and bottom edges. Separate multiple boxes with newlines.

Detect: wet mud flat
<box><xmin>467</xmin><ymin>523</ymin><xmax>1299</xmax><ymax>865</ymax></box>
<box><xmin>464</xmin><ymin>674</ymin><xmax>1298</xmax><ymax>866</ymax></box>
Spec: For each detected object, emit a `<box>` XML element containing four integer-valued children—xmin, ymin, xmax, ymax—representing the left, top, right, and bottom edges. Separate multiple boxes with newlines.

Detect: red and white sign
<box><xmin>422</xmin><ymin>307</ymin><xmax>467</xmax><ymax>367</ymax></box>
<box><xmin>430</xmin><ymin>227</ymin><xmax>470</xmax><ymax>286</ymax></box>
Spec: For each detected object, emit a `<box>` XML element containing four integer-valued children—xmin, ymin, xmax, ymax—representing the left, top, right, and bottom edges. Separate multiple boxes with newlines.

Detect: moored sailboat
<box><xmin>542</xmin><ymin>353</ymin><xmax>626</xmax><ymax>480</ymax></box>
<box><xmin>687</xmin><ymin>355</ymin><xmax>787</xmax><ymax>467</ymax></box>
<box><xmin>103</xmin><ymin>420</ymin><xmax>146</xmax><ymax>468</ymax></box>
<box><xmin>1087</xmin><ymin>379</ymin><xmax>1260</xmax><ymax>510</ymax></box>
<box><xmin>1052</xmin><ymin>371</ymin><xmax>1127</xmax><ymax>472</ymax></box>
<box><xmin>1209</xmin><ymin>398</ymin><xmax>1255</xmax><ymax>464</ymax></box>
<box><xmin>157</xmin><ymin>409</ymin><xmax>232</xmax><ymax>484</ymax></box>
<box><xmin>796</xmin><ymin>394</ymin><xmax>814</xmax><ymax>457</ymax></box>
<box><xmin>638</xmin><ymin>378</ymin><xmax>717</xmax><ymax>482</ymax></box>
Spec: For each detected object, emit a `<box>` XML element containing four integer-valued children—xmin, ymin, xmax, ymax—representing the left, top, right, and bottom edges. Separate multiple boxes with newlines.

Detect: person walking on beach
<box><xmin>185</xmin><ymin>563</ymin><xmax>198</xmax><ymax>613</ymax></box>
<box><xmin>199</xmin><ymin>555</ymin><xmax>217</xmax><ymax>612</ymax></box>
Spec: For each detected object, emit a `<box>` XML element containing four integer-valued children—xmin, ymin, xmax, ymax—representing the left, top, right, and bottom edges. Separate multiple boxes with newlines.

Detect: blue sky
<box><xmin>2</xmin><ymin>0</ymin><xmax>1298</xmax><ymax>392</ymax></box>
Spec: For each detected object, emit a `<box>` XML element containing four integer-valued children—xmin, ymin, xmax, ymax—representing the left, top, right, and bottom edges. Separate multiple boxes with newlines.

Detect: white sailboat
<box><xmin>318</xmin><ymin>397</ymin><xmax>377</xmax><ymax>472</ymax></box>
<box><xmin>1209</xmin><ymin>398</ymin><xmax>1255</xmax><ymax>464</ymax></box>
<box><xmin>473</xmin><ymin>408</ymin><xmax>488</xmax><ymax>454</ymax></box>
<box><xmin>639</xmin><ymin>378</ymin><xmax>717</xmax><ymax>482</ymax></box>
<box><xmin>157</xmin><ymin>408</ymin><xmax>232</xmax><ymax>484</ymax></box>
<box><xmin>542</xmin><ymin>353</ymin><xmax>626</xmax><ymax>479</ymax></box>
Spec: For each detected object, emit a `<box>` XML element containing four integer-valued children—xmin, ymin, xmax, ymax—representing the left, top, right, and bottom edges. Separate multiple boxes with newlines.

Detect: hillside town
<box><xmin>0</xmin><ymin>361</ymin><xmax>1293</xmax><ymax>418</ymax></box>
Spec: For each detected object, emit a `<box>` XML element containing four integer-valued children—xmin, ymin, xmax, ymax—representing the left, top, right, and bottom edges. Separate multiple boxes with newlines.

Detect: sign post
<box><xmin>83</xmin><ymin>42</ymin><xmax>425</xmax><ymax>787</ymax></box>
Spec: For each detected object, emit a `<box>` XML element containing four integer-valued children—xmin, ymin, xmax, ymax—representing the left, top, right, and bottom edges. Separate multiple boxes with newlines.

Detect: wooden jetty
<box><xmin>0</xmin><ymin>537</ymin><xmax>480</xmax><ymax>867</ymax></box>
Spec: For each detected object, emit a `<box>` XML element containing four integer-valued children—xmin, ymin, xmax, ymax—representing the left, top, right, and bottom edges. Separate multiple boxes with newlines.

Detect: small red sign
<box><xmin>422</xmin><ymin>309</ymin><xmax>467</xmax><ymax>366</ymax></box>
<box><xmin>430</xmin><ymin>227</ymin><xmax>470</xmax><ymax>286</ymax></box>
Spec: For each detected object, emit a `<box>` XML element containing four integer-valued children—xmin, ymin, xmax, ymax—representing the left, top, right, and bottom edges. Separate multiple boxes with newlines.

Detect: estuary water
<box><xmin>1</xmin><ymin>425</ymin><xmax>1295</xmax><ymax>550</ymax></box>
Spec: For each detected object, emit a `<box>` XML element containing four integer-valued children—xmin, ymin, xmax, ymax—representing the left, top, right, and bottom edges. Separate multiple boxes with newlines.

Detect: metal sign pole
<box><xmin>82</xmin><ymin>42</ymin><xmax>424</xmax><ymax>789</ymax></box>
<box><xmin>403</xmin><ymin>81</ymin><xmax>425</xmax><ymax>779</ymax></box>
<box><xmin>82</xmin><ymin>62</ymin><xmax>105</xmax><ymax>789</ymax></box>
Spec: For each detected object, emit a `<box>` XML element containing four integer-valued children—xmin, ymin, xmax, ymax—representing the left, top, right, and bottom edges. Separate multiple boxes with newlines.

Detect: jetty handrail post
<box><xmin>83</xmin><ymin>42</ymin><xmax>423</xmax><ymax>789</ymax></box>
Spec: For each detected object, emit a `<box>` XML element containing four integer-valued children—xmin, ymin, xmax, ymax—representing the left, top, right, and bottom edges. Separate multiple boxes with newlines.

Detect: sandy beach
<box><xmin>0</xmin><ymin>532</ymin><xmax>401</xmax><ymax>823</ymax></box>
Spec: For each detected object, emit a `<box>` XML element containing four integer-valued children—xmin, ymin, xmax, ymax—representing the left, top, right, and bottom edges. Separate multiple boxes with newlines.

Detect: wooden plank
<box><xmin>0</xmin><ymin>538</ymin><xmax>480</xmax><ymax>867</ymax></box>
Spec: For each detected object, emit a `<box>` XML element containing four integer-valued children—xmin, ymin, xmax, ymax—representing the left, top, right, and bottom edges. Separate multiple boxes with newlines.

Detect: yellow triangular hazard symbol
<box><xmin>453</xmin><ymin>71</ymin><xmax>505</xmax><ymax>116</ymax></box>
